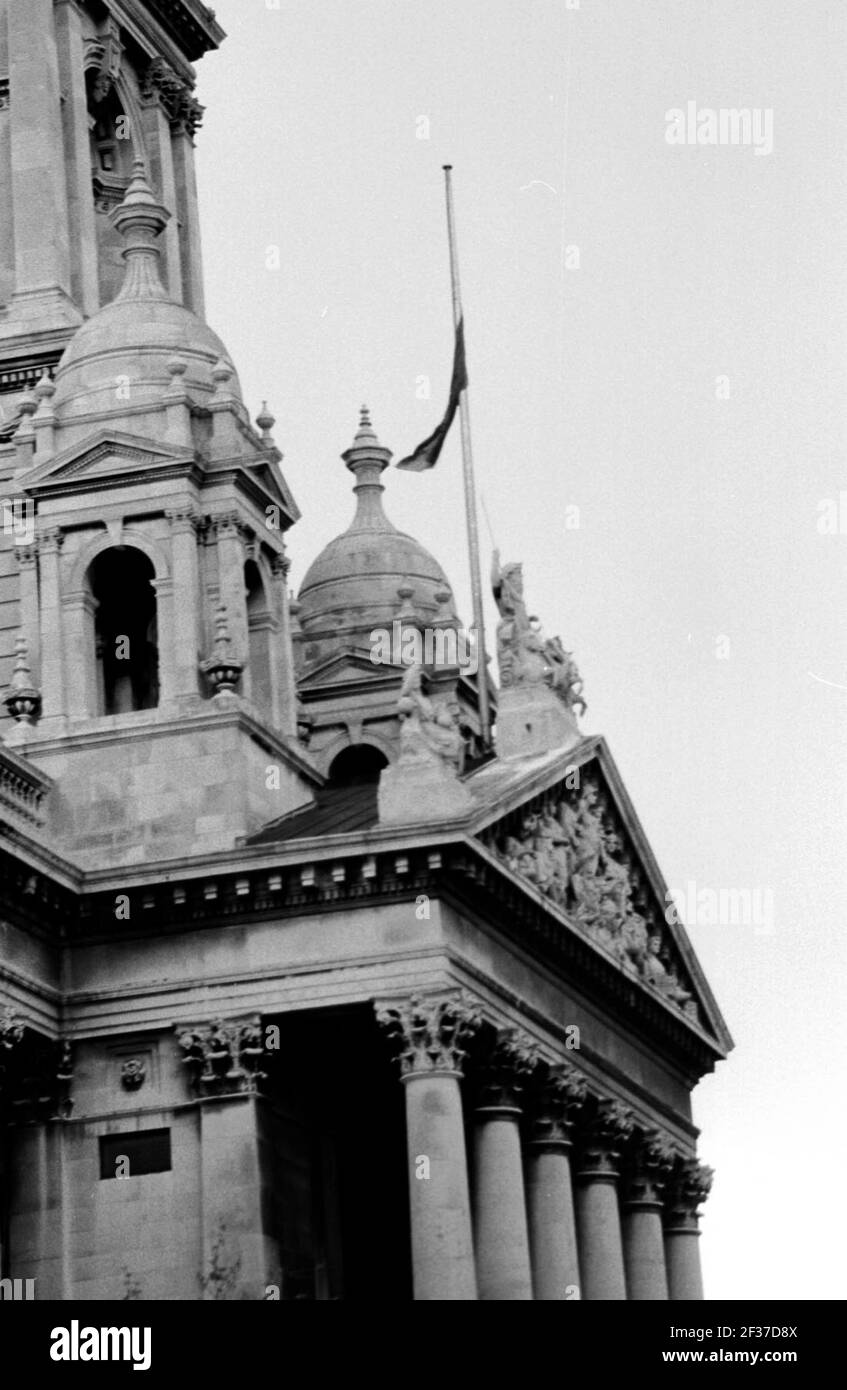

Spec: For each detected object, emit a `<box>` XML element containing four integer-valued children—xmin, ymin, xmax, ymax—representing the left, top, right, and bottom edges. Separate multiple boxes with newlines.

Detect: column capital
<box><xmin>527</xmin><ymin>1060</ymin><xmax>588</xmax><ymax>1148</ymax></box>
<box><xmin>176</xmin><ymin>1016</ymin><xmax>266</xmax><ymax>1099</ymax></box>
<box><xmin>210</xmin><ymin>511</ymin><xmax>243</xmax><ymax>541</ymax></box>
<box><xmin>575</xmin><ymin>1097</ymin><xmax>636</xmax><ymax>1183</ymax></box>
<box><xmin>375</xmin><ymin>991</ymin><xmax>482</xmax><ymax>1079</ymax></box>
<box><xmin>14</xmin><ymin>543</ymin><xmax>38</xmax><ymax>569</ymax></box>
<box><xmin>622</xmin><ymin>1129</ymin><xmax>678</xmax><ymax>1210</ymax></box>
<box><xmin>165</xmin><ymin>506</ymin><xmax>201</xmax><ymax>535</ymax></box>
<box><xmin>38</xmin><ymin>527</ymin><xmax>64</xmax><ymax>554</ymax></box>
<box><xmin>271</xmin><ymin>551</ymin><xmax>291</xmax><ymax>580</ymax></box>
<box><xmin>663</xmin><ymin>1158</ymin><xmax>714</xmax><ymax>1233</ymax></box>
<box><xmin>476</xmin><ymin>1025</ymin><xmax>539</xmax><ymax>1115</ymax></box>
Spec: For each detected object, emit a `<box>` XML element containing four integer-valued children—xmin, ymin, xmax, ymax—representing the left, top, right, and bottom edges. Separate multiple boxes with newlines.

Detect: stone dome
<box><xmin>52</xmin><ymin>160</ymin><xmax>242</xmax><ymax>420</ymax></box>
<box><xmin>297</xmin><ymin>409</ymin><xmax>457</xmax><ymax>648</ymax></box>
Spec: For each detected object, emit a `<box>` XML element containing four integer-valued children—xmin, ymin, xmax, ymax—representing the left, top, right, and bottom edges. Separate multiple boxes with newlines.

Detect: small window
<box><xmin>99</xmin><ymin>1129</ymin><xmax>171</xmax><ymax>1179</ymax></box>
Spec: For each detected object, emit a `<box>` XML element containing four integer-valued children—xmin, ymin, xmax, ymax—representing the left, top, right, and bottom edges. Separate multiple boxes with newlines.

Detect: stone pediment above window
<box><xmin>475</xmin><ymin>755</ymin><xmax>703</xmax><ymax>1026</ymax></box>
<box><xmin>20</xmin><ymin>432</ymin><xmax>193</xmax><ymax>497</ymax></box>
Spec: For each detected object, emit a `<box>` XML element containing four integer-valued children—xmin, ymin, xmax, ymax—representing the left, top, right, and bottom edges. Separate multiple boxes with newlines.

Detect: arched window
<box><xmin>89</xmin><ymin>548</ymin><xmax>159</xmax><ymax>715</ymax></box>
<box><xmin>245</xmin><ymin>560</ymin><xmax>274</xmax><ymax>717</ymax></box>
<box><xmin>327</xmin><ymin>744</ymin><xmax>388</xmax><ymax>787</ymax></box>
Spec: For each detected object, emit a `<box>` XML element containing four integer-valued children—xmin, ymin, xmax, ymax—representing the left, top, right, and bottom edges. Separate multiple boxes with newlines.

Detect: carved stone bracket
<box><xmin>141</xmin><ymin>57</ymin><xmax>204</xmax><ymax>136</ymax></box>
<box><xmin>663</xmin><ymin>1157</ymin><xmax>714</xmax><ymax>1233</ymax></box>
<box><xmin>177</xmin><ymin>1017</ymin><xmax>266</xmax><ymax>1098</ymax></box>
<box><xmin>375</xmin><ymin>992</ymin><xmax>482</xmax><ymax>1078</ymax></box>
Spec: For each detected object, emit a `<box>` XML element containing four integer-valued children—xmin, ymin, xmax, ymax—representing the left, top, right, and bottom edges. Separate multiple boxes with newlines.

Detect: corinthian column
<box><xmin>472</xmin><ymin>1028</ymin><xmax>537</xmax><ymax>1300</ymax></box>
<box><xmin>621</xmin><ymin>1131</ymin><xmax>676</xmax><ymax>1300</ymax></box>
<box><xmin>525</xmin><ymin>1061</ymin><xmax>586</xmax><ymax>1300</ymax></box>
<box><xmin>574</xmin><ymin>1098</ymin><xmax>634</xmax><ymax>1300</ymax></box>
<box><xmin>376</xmin><ymin>993</ymin><xmax>480</xmax><ymax>1301</ymax></box>
<box><xmin>663</xmin><ymin>1159</ymin><xmax>713</xmax><ymax>1300</ymax></box>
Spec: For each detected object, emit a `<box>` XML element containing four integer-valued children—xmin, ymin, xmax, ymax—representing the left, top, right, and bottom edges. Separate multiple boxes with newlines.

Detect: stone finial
<box><xmin>166</xmin><ymin>356</ymin><xmax>188</xmax><ymax>388</ymax></box>
<box><xmin>212</xmin><ymin>357</ymin><xmax>234</xmax><ymax>392</ymax></box>
<box><xmin>3</xmin><ymin>634</ymin><xmax>41</xmax><ymax>726</ymax></box>
<box><xmin>395</xmin><ymin>582</ymin><xmax>417</xmax><ymax>623</ymax></box>
<box><xmin>111</xmin><ymin>160</ymin><xmax>171</xmax><ymax>303</ymax></box>
<box><xmin>34</xmin><ymin>372</ymin><xmax>56</xmax><ymax>409</ymax></box>
<box><xmin>256</xmin><ymin>401</ymin><xmax>276</xmax><ymax>443</ymax></box>
<box><xmin>354</xmin><ymin>404</ymin><xmax>377</xmax><ymax>446</ymax></box>
<box><xmin>200</xmin><ymin>606</ymin><xmax>243</xmax><ymax>697</ymax></box>
<box><xmin>15</xmin><ymin>391</ymin><xmax>37</xmax><ymax>437</ymax></box>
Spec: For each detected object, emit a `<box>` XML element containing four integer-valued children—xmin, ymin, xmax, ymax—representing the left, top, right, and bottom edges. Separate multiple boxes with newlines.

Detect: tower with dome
<box><xmin>0</xmin><ymin>0</ymin><xmax>730</xmax><ymax>1302</ymax></box>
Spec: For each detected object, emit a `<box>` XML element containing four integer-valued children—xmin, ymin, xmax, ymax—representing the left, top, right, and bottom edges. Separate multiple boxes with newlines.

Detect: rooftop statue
<box><xmin>491</xmin><ymin>550</ymin><xmax>586</xmax><ymax>717</ymax></box>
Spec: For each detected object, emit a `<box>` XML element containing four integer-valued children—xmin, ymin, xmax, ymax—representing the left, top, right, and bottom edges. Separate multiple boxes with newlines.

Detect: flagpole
<box><xmin>442</xmin><ymin>164</ymin><xmax>492</xmax><ymax>748</ymax></box>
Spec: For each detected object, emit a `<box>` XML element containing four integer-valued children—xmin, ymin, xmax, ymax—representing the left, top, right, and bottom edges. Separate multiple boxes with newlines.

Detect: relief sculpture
<box><xmin>491</xmin><ymin>779</ymin><xmax>696</xmax><ymax>1017</ymax></box>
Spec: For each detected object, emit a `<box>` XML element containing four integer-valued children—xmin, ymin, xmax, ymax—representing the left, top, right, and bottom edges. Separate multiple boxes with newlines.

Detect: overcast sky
<box><xmin>195</xmin><ymin>0</ymin><xmax>847</xmax><ymax>1300</ymax></box>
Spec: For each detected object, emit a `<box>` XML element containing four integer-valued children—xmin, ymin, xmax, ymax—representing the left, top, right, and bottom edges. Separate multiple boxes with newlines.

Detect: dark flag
<box><xmin>397</xmin><ymin>318</ymin><xmax>468</xmax><ymax>471</ymax></box>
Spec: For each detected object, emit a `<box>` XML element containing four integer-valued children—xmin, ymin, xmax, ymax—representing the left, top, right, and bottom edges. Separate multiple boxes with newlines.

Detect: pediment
<box><xmin>470</xmin><ymin>738</ymin><xmax>732</xmax><ymax>1049</ymax></box>
<box><xmin>20</xmin><ymin>431</ymin><xmax>192</xmax><ymax>494</ymax></box>
<box><xmin>299</xmin><ymin>648</ymin><xmax>405</xmax><ymax>691</ymax></box>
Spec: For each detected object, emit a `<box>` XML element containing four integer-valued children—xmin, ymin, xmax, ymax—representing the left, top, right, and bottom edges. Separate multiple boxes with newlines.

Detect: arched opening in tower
<box><xmin>87</xmin><ymin>83</ymin><xmax>136</xmax><ymax>305</ymax></box>
<box><xmin>245</xmin><ymin>560</ymin><xmax>274</xmax><ymax>718</ymax></box>
<box><xmin>327</xmin><ymin>744</ymin><xmax>389</xmax><ymax>788</ymax></box>
<box><xmin>89</xmin><ymin>548</ymin><xmax>159</xmax><ymax>716</ymax></box>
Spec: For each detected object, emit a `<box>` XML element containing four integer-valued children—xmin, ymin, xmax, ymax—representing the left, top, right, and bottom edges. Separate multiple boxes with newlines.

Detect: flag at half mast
<box><xmin>397</xmin><ymin>317</ymin><xmax>467</xmax><ymax>471</ymax></box>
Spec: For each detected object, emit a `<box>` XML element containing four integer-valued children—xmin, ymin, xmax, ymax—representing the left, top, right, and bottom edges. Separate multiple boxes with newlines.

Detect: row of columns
<box><xmin>376</xmin><ymin>994</ymin><xmax>713</xmax><ymax>1302</ymax></box>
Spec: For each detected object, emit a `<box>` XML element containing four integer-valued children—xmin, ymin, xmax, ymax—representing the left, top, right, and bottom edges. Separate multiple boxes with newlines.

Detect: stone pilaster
<box><xmin>170</xmin><ymin>123</ymin><xmax>206</xmax><ymax>318</ymax></box>
<box><xmin>270</xmin><ymin>552</ymin><xmax>298</xmax><ymax>736</ymax></box>
<box><xmin>53</xmin><ymin>0</ymin><xmax>99</xmax><ymax>316</ymax></box>
<box><xmin>376</xmin><ymin>993</ymin><xmax>480</xmax><ymax>1301</ymax></box>
<box><xmin>176</xmin><ymin>1018</ymin><xmax>275</xmax><ymax>1299</ymax></box>
<box><xmin>621</xmin><ymin>1130</ymin><xmax>676</xmax><ymax>1300</ymax></box>
<box><xmin>167</xmin><ymin>508</ymin><xmax>202</xmax><ymax>705</ymax></box>
<box><xmin>6</xmin><ymin>0</ymin><xmax>79</xmax><ymax>325</ymax></box>
<box><xmin>574</xmin><ymin>1098</ymin><xmax>634</xmax><ymax>1300</ymax></box>
<box><xmin>472</xmin><ymin>1028</ymin><xmax>537</xmax><ymax>1300</ymax></box>
<box><xmin>663</xmin><ymin>1158</ymin><xmax>713</xmax><ymax>1301</ymax></box>
<box><xmin>63</xmin><ymin>589</ymin><xmax>97</xmax><ymax>719</ymax></box>
<box><xmin>212</xmin><ymin>514</ymin><xmax>248</xmax><ymax>669</ymax></box>
<box><xmin>525</xmin><ymin>1061</ymin><xmax>587</xmax><ymax>1300</ymax></box>
<box><xmin>14</xmin><ymin>544</ymin><xmax>40</xmax><ymax>686</ymax></box>
<box><xmin>38</xmin><ymin>529</ymin><xmax>65</xmax><ymax>723</ymax></box>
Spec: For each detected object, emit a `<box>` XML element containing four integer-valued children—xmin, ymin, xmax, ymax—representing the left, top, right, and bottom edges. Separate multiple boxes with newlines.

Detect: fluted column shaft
<box><xmin>377</xmin><ymin>995</ymin><xmax>479</xmax><ymax>1301</ymax></box>
<box><xmin>621</xmin><ymin>1132</ymin><xmax>676</xmax><ymax>1300</ymax></box>
<box><xmin>473</xmin><ymin>1031</ymin><xmax>535</xmax><ymax>1300</ymax></box>
<box><xmin>574</xmin><ymin>1100</ymin><xmax>634</xmax><ymax>1301</ymax></box>
<box><xmin>167</xmin><ymin>510</ymin><xmax>202</xmax><ymax>703</ymax></box>
<box><xmin>38</xmin><ymin>530</ymin><xmax>65</xmax><ymax>721</ymax></box>
<box><xmin>525</xmin><ymin>1064</ymin><xmax>586</xmax><ymax>1299</ymax></box>
<box><xmin>663</xmin><ymin>1159</ymin><xmax>713</xmax><ymax>1301</ymax></box>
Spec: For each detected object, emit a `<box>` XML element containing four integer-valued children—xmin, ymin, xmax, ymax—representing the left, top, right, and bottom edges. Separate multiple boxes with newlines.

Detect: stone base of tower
<box><xmin>495</xmin><ymin>685</ymin><xmax>581</xmax><ymax>760</ymax></box>
<box><xmin>19</xmin><ymin>703</ymin><xmax>317</xmax><ymax>869</ymax></box>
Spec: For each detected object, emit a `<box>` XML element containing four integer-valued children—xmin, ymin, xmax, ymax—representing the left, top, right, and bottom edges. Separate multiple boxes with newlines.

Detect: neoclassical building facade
<box><xmin>0</xmin><ymin>0</ymin><xmax>730</xmax><ymax>1301</ymax></box>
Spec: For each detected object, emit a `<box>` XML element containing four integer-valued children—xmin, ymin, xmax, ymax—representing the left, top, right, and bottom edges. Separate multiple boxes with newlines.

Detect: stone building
<box><xmin>0</xmin><ymin>1</ymin><xmax>730</xmax><ymax>1301</ymax></box>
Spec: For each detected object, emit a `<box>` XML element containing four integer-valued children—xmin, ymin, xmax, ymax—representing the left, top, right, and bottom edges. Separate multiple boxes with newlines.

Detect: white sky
<box><xmin>194</xmin><ymin>0</ymin><xmax>847</xmax><ymax>1300</ymax></box>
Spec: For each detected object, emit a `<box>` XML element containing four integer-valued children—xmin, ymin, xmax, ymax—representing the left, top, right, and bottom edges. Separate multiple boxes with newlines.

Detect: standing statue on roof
<box><xmin>491</xmin><ymin>550</ymin><xmax>586</xmax><ymax>717</ymax></box>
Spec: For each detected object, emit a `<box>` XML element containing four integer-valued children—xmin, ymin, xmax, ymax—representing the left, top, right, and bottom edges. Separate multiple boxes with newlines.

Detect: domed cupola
<box><xmin>51</xmin><ymin>161</ymin><xmax>241</xmax><ymax>426</ymax></box>
<box><xmin>297</xmin><ymin>408</ymin><xmax>458</xmax><ymax>669</ymax></box>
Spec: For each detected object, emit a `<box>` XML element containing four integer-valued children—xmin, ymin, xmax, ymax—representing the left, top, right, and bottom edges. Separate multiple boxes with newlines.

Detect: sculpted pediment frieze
<box><xmin>478</xmin><ymin>765</ymin><xmax>700</xmax><ymax>1023</ymax></box>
